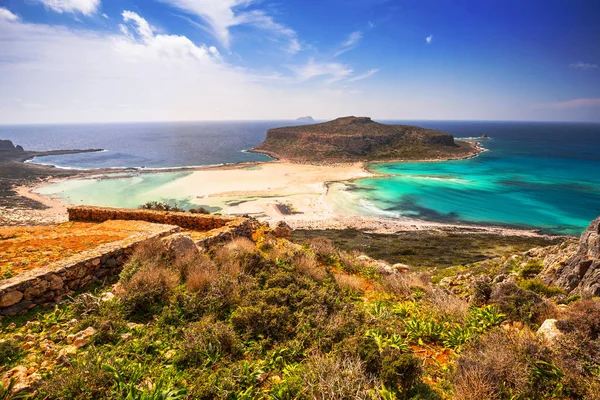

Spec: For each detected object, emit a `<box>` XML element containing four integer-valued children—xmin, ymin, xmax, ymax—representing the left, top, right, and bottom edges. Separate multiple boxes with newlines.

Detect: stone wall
<box><xmin>67</xmin><ymin>205</ymin><xmax>260</xmax><ymax>248</ymax></box>
<box><xmin>0</xmin><ymin>223</ymin><xmax>179</xmax><ymax>316</ymax></box>
<box><xmin>68</xmin><ymin>206</ymin><xmax>241</xmax><ymax>231</ymax></box>
<box><xmin>0</xmin><ymin>207</ymin><xmax>264</xmax><ymax>316</ymax></box>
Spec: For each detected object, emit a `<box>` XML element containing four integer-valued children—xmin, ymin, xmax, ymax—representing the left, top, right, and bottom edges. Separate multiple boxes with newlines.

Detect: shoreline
<box><xmin>1</xmin><ymin>141</ymin><xmax>572</xmax><ymax>238</ymax></box>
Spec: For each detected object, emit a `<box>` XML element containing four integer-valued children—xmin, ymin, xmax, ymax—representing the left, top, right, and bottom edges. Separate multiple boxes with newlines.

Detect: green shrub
<box><xmin>119</xmin><ymin>264</ymin><xmax>180</xmax><ymax>318</ymax></box>
<box><xmin>519</xmin><ymin>279</ymin><xmax>565</xmax><ymax>298</ymax></box>
<box><xmin>380</xmin><ymin>351</ymin><xmax>422</xmax><ymax>396</ymax></box>
<box><xmin>0</xmin><ymin>340</ymin><xmax>24</xmax><ymax>368</ymax></box>
<box><xmin>489</xmin><ymin>282</ymin><xmax>553</xmax><ymax>326</ymax></box>
<box><xmin>519</xmin><ymin>259</ymin><xmax>544</xmax><ymax>279</ymax></box>
<box><xmin>176</xmin><ymin>318</ymin><xmax>242</xmax><ymax>367</ymax></box>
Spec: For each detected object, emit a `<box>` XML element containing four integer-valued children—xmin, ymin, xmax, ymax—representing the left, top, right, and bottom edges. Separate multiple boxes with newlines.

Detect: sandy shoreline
<box><xmin>6</xmin><ymin>148</ymin><xmax>567</xmax><ymax>238</ymax></box>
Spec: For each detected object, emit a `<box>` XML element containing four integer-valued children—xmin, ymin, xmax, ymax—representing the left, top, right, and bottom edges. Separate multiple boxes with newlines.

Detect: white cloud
<box><xmin>570</xmin><ymin>62</ymin><xmax>598</xmax><ymax>70</ymax></box>
<box><xmin>101</xmin><ymin>13</ymin><xmax>108</xmax><ymax>19</ymax></box>
<box><xmin>291</xmin><ymin>59</ymin><xmax>354</xmax><ymax>83</ymax></box>
<box><xmin>426</xmin><ymin>35</ymin><xmax>433</xmax><ymax>44</ymax></box>
<box><xmin>532</xmin><ymin>98</ymin><xmax>600</xmax><ymax>110</ymax></box>
<box><xmin>347</xmin><ymin>68</ymin><xmax>379</xmax><ymax>82</ymax></box>
<box><xmin>37</xmin><ymin>0</ymin><xmax>101</xmax><ymax>15</ymax></box>
<box><xmin>334</xmin><ymin>31</ymin><xmax>363</xmax><ymax>57</ymax></box>
<box><xmin>158</xmin><ymin>0</ymin><xmax>300</xmax><ymax>52</ymax></box>
<box><xmin>0</xmin><ymin>7</ymin><xmax>19</xmax><ymax>22</ymax></box>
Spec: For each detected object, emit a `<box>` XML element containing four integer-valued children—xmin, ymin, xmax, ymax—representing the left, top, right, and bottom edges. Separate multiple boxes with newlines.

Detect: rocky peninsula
<box><xmin>252</xmin><ymin>116</ymin><xmax>478</xmax><ymax>163</ymax></box>
<box><xmin>0</xmin><ymin>140</ymin><xmax>102</xmax><ymax>224</ymax></box>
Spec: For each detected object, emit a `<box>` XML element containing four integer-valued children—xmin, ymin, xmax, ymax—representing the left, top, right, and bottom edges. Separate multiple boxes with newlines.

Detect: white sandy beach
<box><xmin>11</xmin><ymin>160</ymin><xmax>561</xmax><ymax>238</ymax></box>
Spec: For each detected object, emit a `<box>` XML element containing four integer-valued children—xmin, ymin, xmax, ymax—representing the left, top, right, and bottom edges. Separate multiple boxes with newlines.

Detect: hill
<box><xmin>1</xmin><ymin>213</ymin><xmax>598</xmax><ymax>399</ymax></box>
<box><xmin>252</xmin><ymin>116</ymin><xmax>478</xmax><ymax>163</ymax></box>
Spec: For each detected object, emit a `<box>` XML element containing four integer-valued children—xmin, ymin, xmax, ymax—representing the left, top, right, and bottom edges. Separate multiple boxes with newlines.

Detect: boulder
<box><xmin>273</xmin><ymin>221</ymin><xmax>293</xmax><ymax>239</ymax></box>
<box><xmin>537</xmin><ymin>319</ymin><xmax>563</xmax><ymax>344</ymax></box>
<box><xmin>160</xmin><ymin>233</ymin><xmax>200</xmax><ymax>260</ymax></box>
<box><xmin>0</xmin><ymin>291</ymin><xmax>23</xmax><ymax>308</ymax></box>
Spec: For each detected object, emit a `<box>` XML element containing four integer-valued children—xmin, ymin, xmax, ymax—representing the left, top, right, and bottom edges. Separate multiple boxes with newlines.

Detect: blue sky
<box><xmin>0</xmin><ymin>0</ymin><xmax>599</xmax><ymax>123</ymax></box>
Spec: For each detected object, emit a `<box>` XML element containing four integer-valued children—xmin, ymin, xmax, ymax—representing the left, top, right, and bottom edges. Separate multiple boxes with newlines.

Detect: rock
<box><xmin>273</xmin><ymin>221</ymin><xmax>293</xmax><ymax>239</ymax></box>
<box><xmin>160</xmin><ymin>233</ymin><xmax>200</xmax><ymax>260</ymax></box>
<box><xmin>120</xmin><ymin>333</ymin><xmax>133</xmax><ymax>341</ymax></box>
<box><xmin>100</xmin><ymin>292</ymin><xmax>115</xmax><ymax>302</ymax></box>
<box><xmin>56</xmin><ymin>345</ymin><xmax>77</xmax><ymax>365</ymax></box>
<box><xmin>542</xmin><ymin>216</ymin><xmax>600</xmax><ymax>295</ymax></box>
<box><xmin>0</xmin><ymin>291</ymin><xmax>23</xmax><ymax>308</ymax></box>
<box><xmin>67</xmin><ymin>326</ymin><xmax>96</xmax><ymax>348</ymax></box>
<box><xmin>0</xmin><ymin>140</ymin><xmax>17</xmax><ymax>150</ymax></box>
<box><xmin>392</xmin><ymin>263</ymin><xmax>410</xmax><ymax>273</ymax></box>
<box><xmin>537</xmin><ymin>319</ymin><xmax>563</xmax><ymax>344</ymax></box>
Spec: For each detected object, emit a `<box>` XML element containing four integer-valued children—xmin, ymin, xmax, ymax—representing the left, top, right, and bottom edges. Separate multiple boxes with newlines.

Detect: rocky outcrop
<box><xmin>541</xmin><ymin>216</ymin><xmax>600</xmax><ymax>296</ymax></box>
<box><xmin>252</xmin><ymin>116</ymin><xmax>474</xmax><ymax>163</ymax></box>
<box><xmin>0</xmin><ymin>140</ymin><xmax>24</xmax><ymax>151</ymax></box>
<box><xmin>296</xmin><ymin>116</ymin><xmax>314</xmax><ymax>122</ymax></box>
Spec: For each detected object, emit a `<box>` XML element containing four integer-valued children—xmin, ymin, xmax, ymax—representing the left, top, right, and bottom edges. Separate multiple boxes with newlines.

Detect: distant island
<box><xmin>252</xmin><ymin>116</ymin><xmax>479</xmax><ymax>163</ymax></box>
<box><xmin>296</xmin><ymin>116</ymin><xmax>314</xmax><ymax>122</ymax></box>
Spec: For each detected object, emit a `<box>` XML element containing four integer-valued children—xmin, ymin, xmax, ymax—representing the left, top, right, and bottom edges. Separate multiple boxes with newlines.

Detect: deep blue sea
<box><xmin>1</xmin><ymin>120</ymin><xmax>599</xmax><ymax>235</ymax></box>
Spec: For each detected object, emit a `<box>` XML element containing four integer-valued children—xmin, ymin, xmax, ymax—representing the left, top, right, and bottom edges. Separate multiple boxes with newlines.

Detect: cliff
<box><xmin>252</xmin><ymin>116</ymin><xmax>475</xmax><ymax>163</ymax></box>
<box><xmin>541</xmin><ymin>216</ymin><xmax>600</xmax><ymax>296</ymax></box>
<box><xmin>0</xmin><ymin>140</ymin><xmax>24</xmax><ymax>152</ymax></box>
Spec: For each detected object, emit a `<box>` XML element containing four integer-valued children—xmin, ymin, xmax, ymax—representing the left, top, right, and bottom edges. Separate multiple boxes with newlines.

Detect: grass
<box><xmin>291</xmin><ymin>229</ymin><xmax>564</xmax><ymax>268</ymax></box>
<box><xmin>0</xmin><ymin>233</ymin><xmax>597</xmax><ymax>399</ymax></box>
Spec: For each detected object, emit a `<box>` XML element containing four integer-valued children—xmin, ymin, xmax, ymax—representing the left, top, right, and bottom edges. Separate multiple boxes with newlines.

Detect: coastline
<box><xmin>2</xmin><ymin>139</ymin><xmax>570</xmax><ymax>238</ymax></box>
<box><xmin>6</xmin><ymin>146</ymin><xmax>570</xmax><ymax>239</ymax></box>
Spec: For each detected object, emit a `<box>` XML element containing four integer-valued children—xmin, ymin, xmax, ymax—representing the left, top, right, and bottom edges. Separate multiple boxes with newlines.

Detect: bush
<box><xmin>310</xmin><ymin>238</ymin><xmax>338</xmax><ymax>265</ymax></box>
<box><xmin>379</xmin><ymin>350</ymin><xmax>422</xmax><ymax>396</ymax></box>
<box><xmin>301</xmin><ymin>352</ymin><xmax>375</xmax><ymax>399</ymax></box>
<box><xmin>293</xmin><ymin>251</ymin><xmax>328</xmax><ymax>281</ymax></box>
<box><xmin>139</xmin><ymin>201</ymin><xmax>185</xmax><ymax>212</ymax></box>
<box><xmin>0</xmin><ymin>339</ymin><xmax>24</xmax><ymax>368</ymax></box>
<box><xmin>118</xmin><ymin>264</ymin><xmax>179</xmax><ymax>318</ymax></box>
<box><xmin>519</xmin><ymin>259</ymin><xmax>544</xmax><ymax>279</ymax></box>
<box><xmin>176</xmin><ymin>317</ymin><xmax>242</xmax><ymax>367</ymax></box>
<box><xmin>519</xmin><ymin>279</ymin><xmax>565</xmax><ymax>298</ymax></box>
<box><xmin>470</xmin><ymin>276</ymin><xmax>492</xmax><ymax>306</ymax></box>
<box><xmin>189</xmin><ymin>207</ymin><xmax>210</xmax><ymax>214</ymax></box>
<box><xmin>119</xmin><ymin>239</ymin><xmax>166</xmax><ymax>284</ymax></box>
<box><xmin>557</xmin><ymin>299</ymin><xmax>600</xmax><ymax>340</ymax></box>
<box><xmin>489</xmin><ymin>282</ymin><xmax>554</xmax><ymax>326</ymax></box>
<box><xmin>230</xmin><ymin>302</ymin><xmax>293</xmax><ymax>340</ymax></box>
<box><xmin>453</xmin><ymin>329</ymin><xmax>556</xmax><ymax>399</ymax></box>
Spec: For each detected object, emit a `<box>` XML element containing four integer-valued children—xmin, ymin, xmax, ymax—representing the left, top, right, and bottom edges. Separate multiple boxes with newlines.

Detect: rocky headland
<box><xmin>252</xmin><ymin>116</ymin><xmax>478</xmax><ymax>163</ymax></box>
<box><xmin>0</xmin><ymin>140</ymin><xmax>103</xmax><ymax>223</ymax></box>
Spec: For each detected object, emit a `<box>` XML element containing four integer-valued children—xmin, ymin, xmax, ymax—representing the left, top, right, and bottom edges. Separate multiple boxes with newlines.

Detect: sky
<box><xmin>0</xmin><ymin>0</ymin><xmax>599</xmax><ymax>124</ymax></box>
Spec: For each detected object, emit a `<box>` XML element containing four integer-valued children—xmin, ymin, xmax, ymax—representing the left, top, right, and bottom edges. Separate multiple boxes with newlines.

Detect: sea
<box><xmin>2</xmin><ymin>120</ymin><xmax>599</xmax><ymax>236</ymax></box>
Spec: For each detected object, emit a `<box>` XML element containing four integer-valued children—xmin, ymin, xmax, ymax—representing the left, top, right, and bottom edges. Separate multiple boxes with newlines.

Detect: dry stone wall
<box><xmin>0</xmin><ymin>223</ymin><xmax>179</xmax><ymax>316</ymax></box>
<box><xmin>0</xmin><ymin>206</ymin><xmax>263</xmax><ymax>316</ymax></box>
<box><xmin>68</xmin><ymin>206</ymin><xmax>260</xmax><ymax>247</ymax></box>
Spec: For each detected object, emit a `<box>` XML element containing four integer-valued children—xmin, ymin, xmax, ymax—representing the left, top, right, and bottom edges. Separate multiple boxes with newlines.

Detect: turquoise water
<box><xmin>36</xmin><ymin>171</ymin><xmax>205</xmax><ymax>210</ymax></box>
<box><xmin>338</xmin><ymin>121</ymin><xmax>600</xmax><ymax>236</ymax></box>
<box><xmin>21</xmin><ymin>120</ymin><xmax>600</xmax><ymax>236</ymax></box>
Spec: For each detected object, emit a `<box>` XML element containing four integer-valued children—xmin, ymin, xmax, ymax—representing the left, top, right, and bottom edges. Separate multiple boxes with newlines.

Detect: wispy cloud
<box><xmin>0</xmin><ymin>7</ymin><xmax>19</xmax><ymax>21</ymax></box>
<box><xmin>291</xmin><ymin>59</ymin><xmax>354</xmax><ymax>83</ymax></box>
<box><xmin>532</xmin><ymin>98</ymin><xmax>600</xmax><ymax>110</ymax></box>
<box><xmin>426</xmin><ymin>34</ymin><xmax>433</xmax><ymax>44</ymax></box>
<box><xmin>158</xmin><ymin>0</ymin><xmax>300</xmax><ymax>52</ymax></box>
<box><xmin>334</xmin><ymin>30</ymin><xmax>363</xmax><ymax>57</ymax></box>
<box><xmin>347</xmin><ymin>68</ymin><xmax>379</xmax><ymax>82</ymax></box>
<box><xmin>37</xmin><ymin>0</ymin><xmax>101</xmax><ymax>15</ymax></box>
<box><xmin>570</xmin><ymin>62</ymin><xmax>598</xmax><ymax>70</ymax></box>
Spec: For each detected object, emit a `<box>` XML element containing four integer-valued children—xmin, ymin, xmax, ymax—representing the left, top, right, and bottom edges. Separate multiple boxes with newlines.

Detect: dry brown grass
<box><xmin>380</xmin><ymin>272</ymin><xmax>430</xmax><ymax>297</ymax></box>
<box><xmin>213</xmin><ymin>237</ymin><xmax>256</xmax><ymax>277</ymax></box>
<box><xmin>293</xmin><ymin>251</ymin><xmax>328</xmax><ymax>281</ymax></box>
<box><xmin>335</xmin><ymin>274</ymin><xmax>365</xmax><ymax>292</ymax></box>
<box><xmin>454</xmin><ymin>329</ymin><xmax>543</xmax><ymax>399</ymax></box>
<box><xmin>185</xmin><ymin>254</ymin><xmax>219</xmax><ymax>293</ymax></box>
<box><xmin>301</xmin><ymin>351</ymin><xmax>375</xmax><ymax>400</ymax></box>
<box><xmin>309</xmin><ymin>237</ymin><xmax>337</xmax><ymax>259</ymax></box>
<box><xmin>425</xmin><ymin>287</ymin><xmax>469</xmax><ymax>319</ymax></box>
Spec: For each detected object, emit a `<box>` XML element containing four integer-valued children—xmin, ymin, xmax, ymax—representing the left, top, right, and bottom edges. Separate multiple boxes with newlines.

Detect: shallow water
<box><xmin>13</xmin><ymin>120</ymin><xmax>600</xmax><ymax>235</ymax></box>
<box><xmin>334</xmin><ymin>121</ymin><xmax>600</xmax><ymax>235</ymax></box>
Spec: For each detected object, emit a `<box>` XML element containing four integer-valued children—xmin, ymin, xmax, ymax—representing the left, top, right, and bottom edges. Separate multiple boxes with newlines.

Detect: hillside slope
<box><xmin>252</xmin><ymin>116</ymin><xmax>477</xmax><ymax>163</ymax></box>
